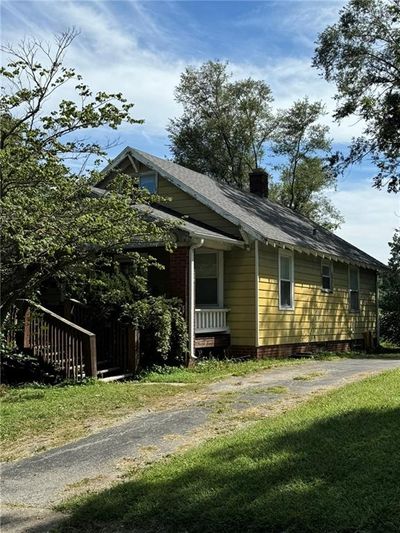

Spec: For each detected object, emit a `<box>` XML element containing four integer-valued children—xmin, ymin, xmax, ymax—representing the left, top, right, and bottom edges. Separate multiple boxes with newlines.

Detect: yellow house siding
<box><xmin>224</xmin><ymin>244</ymin><xmax>256</xmax><ymax>345</ymax></box>
<box><xmin>258</xmin><ymin>244</ymin><xmax>377</xmax><ymax>346</ymax></box>
<box><xmin>158</xmin><ymin>177</ymin><xmax>240</xmax><ymax>237</ymax></box>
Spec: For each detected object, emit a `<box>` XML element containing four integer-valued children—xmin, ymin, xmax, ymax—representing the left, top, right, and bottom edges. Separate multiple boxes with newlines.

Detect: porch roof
<box><xmin>135</xmin><ymin>203</ymin><xmax>244</xmax><ymax>246</ymax></box>
<box><xmin>90</xmin><ymin>186</ymin><xmax>243</xmax><ymax>248</ymax></box>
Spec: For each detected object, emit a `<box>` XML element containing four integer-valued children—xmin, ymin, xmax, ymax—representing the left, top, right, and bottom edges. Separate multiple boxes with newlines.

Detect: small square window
<box><xmin>139</xmin><ymin>172</ymin><xmax>157</xmax><ymax>193</ymax></box>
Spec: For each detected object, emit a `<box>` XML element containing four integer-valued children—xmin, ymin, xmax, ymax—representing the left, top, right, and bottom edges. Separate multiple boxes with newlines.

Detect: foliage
<box><xmin>313</xmin><ymin>0</ymin><xmax>400</xmax><ymax>192</ymax></box>
<box><xmin>168</xmin><ymin>63</ymin><xmax>343</xmax><ymax>230</ymax></box>
<box><xmin>270</xmin><ymin>98</ymin><xmax>344</xmax><ymax>230</ymax></box>
<box><xmin>168</xmin><ymin>60</ymin><xmax>275</xmax><ymax>189</ymax></box>
<box><xmin>0</xmin><ymin>29</ymin><xmax>174</xmax><ymax>320</ymax></box>
<box><xmin>69</xmin><ymin>262</ymin><xmax>189</xmax><ymax>364</ymax></box>
<box><xmin>380</xmin><ymin>228</ymin><xmax>400</xmax><ymax>344</ymax></box>
<box><xmin>123</xmin><ymin>296</ymin><xmax>189</xmax><ymax>365</ymax></box>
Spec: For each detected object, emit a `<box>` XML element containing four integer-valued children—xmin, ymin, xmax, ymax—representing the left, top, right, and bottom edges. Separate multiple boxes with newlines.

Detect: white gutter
<box><xmin>188</xmin><ymin>238</ymin><xmax>204</xmax><ymax>360</ymax></box>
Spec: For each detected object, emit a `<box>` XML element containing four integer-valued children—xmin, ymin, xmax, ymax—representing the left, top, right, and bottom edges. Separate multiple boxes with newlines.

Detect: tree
<box><xmin>313</xmin><ymin>0</ymin><xmax>400</xmax><ymax>192</ymax></box>
<box><xmin>380</xmin><ymin>228</ymin><xmax>400</xmax><ymax>345</ymax></box>
<box><xmin>270</xmin><ymin>98</ymin><xmax>343</xmax><ymax>231</ymax></box>
<box><xmin>0</xmin><ymin>30</ymin><xmax>174</xmax><ymax>321</ymax></box>
<box><xmin>168</xmin><ymin>61</ymin><xmax>275</xmax><ymax>189</ymax></box>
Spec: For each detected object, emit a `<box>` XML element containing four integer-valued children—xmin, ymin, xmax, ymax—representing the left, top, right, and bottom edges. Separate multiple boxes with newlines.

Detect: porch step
<box><xmin>99</xmin><ymin>373</ymin><xmax>134</xmax><ymax>383</ymax></box>
<box><xmin>97</xmin><ymin>366</ymin><xmax>120</xmax><ymax>376</ymax></box>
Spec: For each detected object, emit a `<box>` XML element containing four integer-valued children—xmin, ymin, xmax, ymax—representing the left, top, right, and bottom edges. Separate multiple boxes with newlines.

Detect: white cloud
<box><xmin>328</xmin><ymin>185</ymin><xmax>400</xmax><ymax>264</ymax></box>
<box><xmin>2</xmin><ymin>0</ymin><xmax>364</xmax><ymax>144</ymax></box>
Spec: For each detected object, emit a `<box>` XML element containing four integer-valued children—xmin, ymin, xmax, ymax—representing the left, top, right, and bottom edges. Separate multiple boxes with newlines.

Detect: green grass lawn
<box><xmin>140</xmin><ymin>356</ymin><xmax>304</xmax><ymax>383</ymax></box>
<box><xmin>0</xmin><ymin>357</ymin><xmax>304</xmax><ymax>462</ymax></box>
<box><xmin>60</xmin><ymin>369</ymin><xmax>400</xmax><ymax>533</ymax></box>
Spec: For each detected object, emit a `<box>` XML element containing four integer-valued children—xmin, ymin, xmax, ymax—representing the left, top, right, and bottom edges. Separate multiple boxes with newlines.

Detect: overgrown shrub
<box><xmin>123</xmin><ymin>296</ymin><xmax>188</xmax><ymax>366</ymax></box>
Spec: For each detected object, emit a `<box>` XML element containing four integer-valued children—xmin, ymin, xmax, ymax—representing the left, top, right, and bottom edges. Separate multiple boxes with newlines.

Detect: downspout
<box><xmin>188</xmin><ymin>238</ymin><xmax>204</xmax><ymax>361</ymax></box>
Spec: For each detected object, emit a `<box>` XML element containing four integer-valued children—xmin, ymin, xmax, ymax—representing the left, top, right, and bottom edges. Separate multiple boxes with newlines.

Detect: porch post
<box><xmin>188</xmin><ymin>239</ymin><xmax>204</xmax><ymax>359</ymax></box>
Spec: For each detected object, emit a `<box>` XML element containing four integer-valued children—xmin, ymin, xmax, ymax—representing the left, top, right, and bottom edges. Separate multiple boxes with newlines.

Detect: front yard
<box><xmin>1</xmin><ymin>357</ymin><xmax>305</xmax><ymax>462</ymax></box>
<box><xmin>60</xmin><ymin>369</ymin><xmax>400</xmax><ymax>532</ymax></box>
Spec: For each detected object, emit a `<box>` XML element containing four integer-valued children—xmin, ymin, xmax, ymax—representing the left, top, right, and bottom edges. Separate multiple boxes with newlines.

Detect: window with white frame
<box><xmin>195</xmin><ymin>251</ymin><xmax>222</xmax><ymax>307</ymax></box>
<box><xmin>349</xmin><ymin>266</ymin><xmax>360</xmax><ymax>312</ymax></box>
<box><xmin>279</xmin><ymin>250</ymin><xmax>294</xmax><ymax>310</ymax></box>
<box><xmin>321</xmin><ymin>261</ymin><xmax>333</xmax><ymax>291</ymax></box>
<box><xmin>139</xmin><ymin>171</ymin><xmax>157</xmax><ymax>194</ymax></box>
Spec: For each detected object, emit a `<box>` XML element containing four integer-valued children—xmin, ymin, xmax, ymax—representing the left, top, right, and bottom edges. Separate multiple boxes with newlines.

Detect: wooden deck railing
<box><xmin>23</xmin><ymin>301</ymin><xmax>97</xmax><ymax>380</ymax></box>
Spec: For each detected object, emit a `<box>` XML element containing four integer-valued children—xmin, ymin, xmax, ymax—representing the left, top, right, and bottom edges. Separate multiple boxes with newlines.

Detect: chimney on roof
<box><xmin>249</xmin><ymin>168</ymin><xmax>269</xmax><ymax>198</ymax></box>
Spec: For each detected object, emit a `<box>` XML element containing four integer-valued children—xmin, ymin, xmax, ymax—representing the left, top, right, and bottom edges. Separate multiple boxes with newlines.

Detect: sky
<box><xmin>2</xmin><ymin>0</ymin><xmax>399</xmax><ymax>263</ymax></box>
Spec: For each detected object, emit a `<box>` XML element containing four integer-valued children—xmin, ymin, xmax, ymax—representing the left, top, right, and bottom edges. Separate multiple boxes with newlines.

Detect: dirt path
<box><xmin>2</xmin><ymin>358</ymin><xmax>400</xmax><ymax>532</ymax></box>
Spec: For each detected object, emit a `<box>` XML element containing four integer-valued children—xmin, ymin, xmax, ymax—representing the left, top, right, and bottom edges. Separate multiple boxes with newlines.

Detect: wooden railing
<box><xmin>23</xmin><ymin>301</ymin><xmax>97</xmax><ymax>380</ymax></box>
<box><xmin>195</xmin><ymin>308</ymin><xmax>229</xmax><ymax>334</ymax></box>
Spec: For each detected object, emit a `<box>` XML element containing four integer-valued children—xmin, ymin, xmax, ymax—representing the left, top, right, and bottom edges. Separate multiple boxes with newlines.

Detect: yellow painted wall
<box><xmin>258</xmin><ymin>244</ymin><xmax>377</xmax><ymax>345</ymax></box>
<box><xmin>224</xmin><ymin>244</ymin><xmax>256</xmax><ymax>345</ymax></box>
<box><xmin>157</xmin><ymin>177</ymin><xmax>240</xmax><ymax>238</ymax></box>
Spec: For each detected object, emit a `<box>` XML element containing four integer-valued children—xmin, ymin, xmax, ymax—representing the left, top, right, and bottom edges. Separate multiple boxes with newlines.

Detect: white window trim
<box><xmin>278</xmin><ymin>249</ymin><xmax>295</xmax><ymax>311</ymax></box>
<box><xmin>138</xmin><ymin>171</ymin><xmax>158</xmax><ymax>193</ymax></box>
<box><xmin>321</xmin><ymin>260</ymin><xmax>333</xmax><ymax>293</ymax></box>
<box><xmin>348</xmin><ymin>266</ymin><xmax>360</xmax><ymax>313</ymax></box>
<box><xmin>195</xmin><ymin>249</ymin><xmax>224</xmax><ymax>308</ymax></box>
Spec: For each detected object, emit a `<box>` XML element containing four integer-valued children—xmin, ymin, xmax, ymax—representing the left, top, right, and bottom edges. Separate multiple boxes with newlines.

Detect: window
<box><xmin>279</xmin><ymin>250</ymin><xmax>294</xmax><ymax>310</ymax></box>
<box><xmin>349</xmin><ymin>266</ymin><xmax>360</xmax><ymax>312</ymax></box>
<box><xmin>321</xmin><ymin>261</ymin><xmax>333</xmax><ymax>291</ymax></box>
<box><xmin>139</xmin><ymin>172</ymin><xmax>157</xmax><ymax>193</ymax></box>
<box><xmin>195</xmin><ymin>251</ymin><xmax>222</xmax><ymax>307</ymax></box>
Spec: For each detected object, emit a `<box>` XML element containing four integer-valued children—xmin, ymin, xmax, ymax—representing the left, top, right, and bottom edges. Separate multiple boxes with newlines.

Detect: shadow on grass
<box><xmin>61</xmin><ymin>407</ymin><xmax>400</xmax><ymax>533</ymax></box>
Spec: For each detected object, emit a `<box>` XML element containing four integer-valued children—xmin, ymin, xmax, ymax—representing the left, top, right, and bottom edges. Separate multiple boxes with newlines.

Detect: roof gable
<box><xmin>101</xmin><ymin>147</ymin><xmax>385</xmax><ymax>270</ymax></box>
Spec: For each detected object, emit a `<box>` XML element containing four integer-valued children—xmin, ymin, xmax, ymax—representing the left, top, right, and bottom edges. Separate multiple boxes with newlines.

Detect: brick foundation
<box><xmin>228</xmin><ymin>338</ymin><xmax>369</xmax><ymax>359</ymax></box>
<box><xmin>195</xmin><ymin>334</ymin><xmax>230</xmax><ymax>349</ymax></box>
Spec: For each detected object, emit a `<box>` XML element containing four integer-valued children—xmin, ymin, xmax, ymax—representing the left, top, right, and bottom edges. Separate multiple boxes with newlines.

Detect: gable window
<box><xmin>321</xmin><ymin>261</ymin><xmax>333</xmax><ymax>292</ymax></box>
<box><xmin>279</xmin><ymin>250</ymin><xmax>294</xmax><ymax>310</ymax></box>
<box><xmin>139</xmin><ymin>172</ymin><xmax>157</xmax><ymax>194</ymax></box>
<box><xmin>195</xmin><ymin>251</ymin><xmax>223</xmax><ymax>307</ymax></box>
<box><xmin>349</xmin><ymin>266</ymin><xmax>360</xmax><ymax>312</ymax></box>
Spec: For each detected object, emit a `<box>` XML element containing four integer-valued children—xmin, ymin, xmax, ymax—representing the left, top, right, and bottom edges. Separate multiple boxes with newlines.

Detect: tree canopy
<box><xmin>313</xmin><ymin>0</ymin><xmax>400</xmax><ymax>192</ymax></box>
<box><xmin>168</xmin><ymin>60</ymin><xmax>275</xmax><ymax>189</ymax></box>
<box><xmin>168</xmin><ymin>62</ymin><xmax>342</xmax><ymax>230</ymax></box>
<box><xmin>270</xmin><ymin>98</ymin><xmax>343</xmax><ymax>231</ymax></box>
<box><xmin>0</xmin><ymin>30</ymin><xmax>174</xmax><ymax>320</ymax></box>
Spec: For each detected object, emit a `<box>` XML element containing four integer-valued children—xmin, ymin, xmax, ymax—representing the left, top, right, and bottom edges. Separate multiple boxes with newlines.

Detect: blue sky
<box><xmin>2</xmin><ymin>0</ymin><xmax>399</xmax><ymax>262</ymax></box>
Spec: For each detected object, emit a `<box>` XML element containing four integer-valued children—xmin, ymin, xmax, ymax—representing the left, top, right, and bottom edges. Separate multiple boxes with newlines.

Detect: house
<box><xmin>97</xmin><ymin>146</ymin><xmax>384</xmax><ymax>360</ymax></box>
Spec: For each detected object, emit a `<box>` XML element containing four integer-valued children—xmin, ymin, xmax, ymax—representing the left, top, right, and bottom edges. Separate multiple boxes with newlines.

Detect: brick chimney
<box><xmin>249</xmin><ymin>168</ymin><xmax>269</xmax><ymax>198</ymax></box>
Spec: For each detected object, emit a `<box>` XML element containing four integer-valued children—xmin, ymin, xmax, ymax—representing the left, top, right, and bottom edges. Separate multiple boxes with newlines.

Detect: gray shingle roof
<box><xmin>103</xmin><ymin>147</ymin><xmax>385</xmax><ymax>270</ymax></box>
